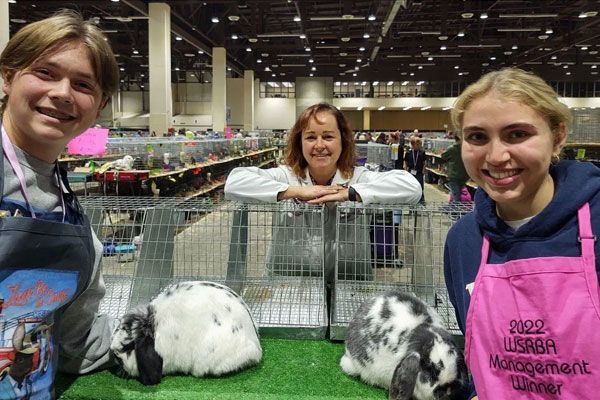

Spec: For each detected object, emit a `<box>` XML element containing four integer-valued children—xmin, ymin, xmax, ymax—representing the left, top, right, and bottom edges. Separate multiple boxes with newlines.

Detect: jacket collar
<box><xmin>301</xmin><ymin>167</ymin><xmax>350</xmax><ymax>186</ymax></box>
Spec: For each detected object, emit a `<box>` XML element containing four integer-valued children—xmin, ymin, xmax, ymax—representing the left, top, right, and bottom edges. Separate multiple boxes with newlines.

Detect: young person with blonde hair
<box><xmin>444</xmin><ymin>67</ymin><xmax>600</xmax><ymax>399</ymax></box>
<box><xmin>0</xmin><ymin>10</ymin><xmax>119</xmax><ymax>396</ymax></box>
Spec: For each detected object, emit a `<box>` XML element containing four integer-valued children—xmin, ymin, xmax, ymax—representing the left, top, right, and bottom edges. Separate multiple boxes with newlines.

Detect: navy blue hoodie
<box><xmin>444</xmin><ymin>160</ymin><xmax>600</xmax><ymax>397</ymax></box>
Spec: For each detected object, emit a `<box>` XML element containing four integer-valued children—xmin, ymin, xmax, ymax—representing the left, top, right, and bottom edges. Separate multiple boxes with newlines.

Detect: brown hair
<box><xmin>284</xmin><ymin>102</ymin><xmax>356</xmax><ymax>179</ymax></box>
<box><xmin>0</xmin><ymin>9</ymin><xmax>119</xmax><ymax>111</ymax></box>
<box><xmin>451</xmin><ymin>67</ymin><xmax>571</xmax><ymax>139</ymax></box>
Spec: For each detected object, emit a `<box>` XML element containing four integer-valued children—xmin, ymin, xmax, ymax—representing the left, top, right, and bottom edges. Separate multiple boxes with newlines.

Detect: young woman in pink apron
<box><xmin>444</xmin><ymin>68</ymin><xmax>600</xmax><ymax>399</ymax></box>
<box><xmin>0</xmin><ymin>11</ymin><xmax>119</xmax><ymax>398</ymax></box>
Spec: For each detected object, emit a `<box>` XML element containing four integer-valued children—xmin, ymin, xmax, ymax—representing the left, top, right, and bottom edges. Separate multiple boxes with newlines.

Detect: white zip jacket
<box><xmin>224</xmin><ymin>165</ymin><xmax>422</xmax><ymax>204</ymax></box>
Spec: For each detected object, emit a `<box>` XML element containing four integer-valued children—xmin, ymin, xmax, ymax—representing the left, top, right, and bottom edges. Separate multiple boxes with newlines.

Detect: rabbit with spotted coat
<box><xmin>340</xmin><ymin>290</ymin><xmax>469</xmax><ymax>400</ymax></box>
<box><xmin>110</xmin><ymin>281</ymin><xmax>262</xmax><ymax>385</ymax></box>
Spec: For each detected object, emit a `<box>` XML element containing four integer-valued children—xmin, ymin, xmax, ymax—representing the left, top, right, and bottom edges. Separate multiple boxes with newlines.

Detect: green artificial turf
<box><xmin>56</xmin><ymin>338</ymin><xmax>386</xmax><ymax>400</ymax></box>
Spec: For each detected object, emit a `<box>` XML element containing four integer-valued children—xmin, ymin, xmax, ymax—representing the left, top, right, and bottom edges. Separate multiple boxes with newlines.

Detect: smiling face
<box><xmin>301</xmin><ymin>111</ymin><xmax>342</xmax><ymax>179</ymax></box>
<box><xmin>2</xmin><ymin>41</ymin><xmax>105</xmax><ymax>162</ymax></box>
<box><xmin>461</xmin><ymin>92</ymin><xmax>565</xmax><ymax>220</ymax></box>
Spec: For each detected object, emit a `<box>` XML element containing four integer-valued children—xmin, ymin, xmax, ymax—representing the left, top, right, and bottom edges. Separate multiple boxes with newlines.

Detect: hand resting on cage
<box><xmin>278</xmin><ymin>185</ymin><xmax>359</xmax><ymax>204</ymax></box>
<box><xmin>110</xmin><ymin>281</ymin><xmax>262</xmax><ymax>385</ymax></box>
<box><xmin>340</xmin><ymin>290</ymin><xmax>469</xmax><ymax>400</ymax></box>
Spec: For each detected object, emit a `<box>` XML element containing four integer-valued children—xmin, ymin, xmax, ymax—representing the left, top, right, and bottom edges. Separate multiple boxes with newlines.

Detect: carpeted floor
<box><xmin>56</xmin><ymin>338</ymin><xmax>387</xmax><ymax>400</ymax></box>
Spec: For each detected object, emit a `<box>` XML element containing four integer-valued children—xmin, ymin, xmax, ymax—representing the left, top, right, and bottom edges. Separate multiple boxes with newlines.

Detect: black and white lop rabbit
<box><xmin>110</xmin><ymin>281</ymin><xmax>262</xmax><ymax>385</ymax></box>
<box><xmin>340</xmin><ymin>290</ymin><xmax>469</xmax><ymax>400</ymax></box>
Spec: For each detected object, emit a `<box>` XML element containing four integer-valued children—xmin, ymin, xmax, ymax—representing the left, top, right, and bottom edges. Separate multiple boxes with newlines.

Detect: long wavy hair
<box><xmin>284</xmin><ymin>103</ymin><xmax>356</xmax><ymax>180</ymax></box>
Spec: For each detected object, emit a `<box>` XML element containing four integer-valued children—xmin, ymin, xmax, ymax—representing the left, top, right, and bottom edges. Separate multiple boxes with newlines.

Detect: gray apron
<box><xmin>0</xmin><ymin>126</ymin><xmax>94</xmax><ymax>399</ymax></box>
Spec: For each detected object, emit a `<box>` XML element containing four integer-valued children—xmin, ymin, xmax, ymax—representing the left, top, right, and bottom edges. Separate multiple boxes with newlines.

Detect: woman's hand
<box><xmin>279</xmin><ymin>186</ymin><xmax>341</xmax><ymax>202</ymax></box>
<box><xmin>307</xmin><ymin>185</ymin><xmax>357</xmax><ymax>204</ymax></box>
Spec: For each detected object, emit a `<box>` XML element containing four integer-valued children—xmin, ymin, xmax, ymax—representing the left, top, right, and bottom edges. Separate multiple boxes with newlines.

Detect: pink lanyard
<box><xmin>411</xmin><ymin>150</ymin><xmax>419</xmax><ymax>167</ymax></box>
<box><xmin>1</xmin><ymin>126</ymin><xmax>66</xmax><ymax>222</ymax></box>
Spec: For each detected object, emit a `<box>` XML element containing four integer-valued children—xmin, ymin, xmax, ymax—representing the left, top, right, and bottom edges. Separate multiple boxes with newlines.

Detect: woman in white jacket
<box><xmin>225</xmin><ymin>103</ymin><xmax>421</xmax><ymax>283</ymax></box>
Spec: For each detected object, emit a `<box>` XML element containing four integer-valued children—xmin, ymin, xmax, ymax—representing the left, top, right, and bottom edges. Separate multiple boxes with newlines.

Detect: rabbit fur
<box><xmin>340</xmin><ymin>290</ymin><xmax>469</xmax><ymax>400</ymax></box>
<box><xmin>110</xmin><ymin>281</ymin><xmax>262</xmax><ymax>385</ymax></box>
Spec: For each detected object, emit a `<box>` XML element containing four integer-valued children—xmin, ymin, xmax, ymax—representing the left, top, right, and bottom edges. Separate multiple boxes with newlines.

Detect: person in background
<box><xmin>0</xmin><ymin>10</ymin><xmax>119</xmax><ymax>397</ymax></box>
<box><xmin>444</xmin><ymin>67</ymin><xmax>600</xmax><ymax>400</ymax></box>
<box><xmin>225</xmin><ymin>102</ymin><xmax>421</xmax><ymax>283</ymax></box>
<box><xmin>388</xmin><ymin>132</ymin><xmax>403</xmax><ymax>170</ymax></box>
<box><xmin>403</xmin><ymin>136</ymin><xmax>426</xmax><ymax>203</ymax></box>
<box><xmin>440</xmin><ymin>135</ymin><xmax>470</xmax><ymax>203</ymax></box>
<box><xmin>375</xmin><ymin>132</ymin><xmax>387</xmax><ymax>144</ymax></box>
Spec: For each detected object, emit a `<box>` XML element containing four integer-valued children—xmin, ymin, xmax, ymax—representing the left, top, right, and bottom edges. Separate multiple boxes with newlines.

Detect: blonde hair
<box><xmin>284</xmin><ymin>102</ymin><xmax>356</xmax><ymax>180</ymax></box>
<box><xmin>0</xmin><ymin>9</ymin><xmax>119</xmax><ymax>111</ymax></box>
<box><xmin>451</xmin><ymin>68</ymin><xmax>571</xmax><ymax>139</ymax></box>
<box><xmin>410</xmin><ymin>136</ymin><xmax>422</xmax><ymax>147</ymax></box>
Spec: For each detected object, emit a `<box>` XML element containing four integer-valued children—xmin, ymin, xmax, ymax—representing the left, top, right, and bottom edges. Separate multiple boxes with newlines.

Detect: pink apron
<box><xmin>465</xmin><ymin>203</ymin><xmax>600</xmax><ymax>399</ymax></box>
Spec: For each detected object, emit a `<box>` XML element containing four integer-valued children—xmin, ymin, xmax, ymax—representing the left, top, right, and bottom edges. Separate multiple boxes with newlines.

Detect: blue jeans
<box><xmin>448</xmin><ymin>180</ymin><xmax>463</xmax><ymax>203</ymax></box>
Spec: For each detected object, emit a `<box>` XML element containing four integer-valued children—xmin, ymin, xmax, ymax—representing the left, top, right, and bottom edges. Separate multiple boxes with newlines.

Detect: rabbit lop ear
<box><xmin>135</xmin><ymin>335</ymin><xmax>163</xmax><ymax>385</ymax></box>
<box><xmin>389</xmin><ymin>352</ymin><xmax>421</xmax><ymax>400</ymax></box>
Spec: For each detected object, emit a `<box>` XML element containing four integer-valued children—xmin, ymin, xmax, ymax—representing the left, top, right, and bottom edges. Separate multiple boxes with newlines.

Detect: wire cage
<box><xmin>80</xmin><ymin>197</ymin><xmax>328</xmax><ymax>338</ymax></box>
<box><xmin>570</xmin><ymin>109</ymin><xmax>600</xmax><ymax>143</ymax></box>
<box><xmin>356</xmin><ymin>143</ymin><xmax>392</xmax><ymax>168</ymax></box>
<box><xmin>330</xmin><ymin>202</ymin><xmax>474</xmax><ymax>340</ymax></box>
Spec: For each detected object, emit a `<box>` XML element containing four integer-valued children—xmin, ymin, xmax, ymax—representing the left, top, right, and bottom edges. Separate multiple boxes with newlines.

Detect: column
<box><xmin>212</xmin><ymin>47</ymin><xmax>226</xmax><ymax>131</ymax></box>
<box><xmin>148</xmin><ymin>3</ymin><xmax>172</xmax><ymax>136</ymax></box>
<box><xmin>0</xmin><ymin>0</ymin><xmax>9</xmax><ymax>90</ymax></box>
<box><xmin>295</xmin><ymin>77</ymin><xmax>333</xmax><ymax>117</ymax></box>
<box><xmin>243</xmin><ymin>70</ymin><xmax>255</xmax><ymax>131</ymax></box>
<box><xmin>363</xmin><ymin>109</ymin><xmax>371</xmax><ymax>130</ymax></box>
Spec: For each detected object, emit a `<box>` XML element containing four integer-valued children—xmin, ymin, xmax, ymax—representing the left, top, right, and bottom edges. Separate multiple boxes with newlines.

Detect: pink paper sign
<box><xmin>225</xmin><ymin>127</ymin><xmax>232</xmax><ymax>139</ymax></box>
<box><xmin>67</xmin><ymin>128</ymin><xmax>109</xmax><ymax>156</ymax></box>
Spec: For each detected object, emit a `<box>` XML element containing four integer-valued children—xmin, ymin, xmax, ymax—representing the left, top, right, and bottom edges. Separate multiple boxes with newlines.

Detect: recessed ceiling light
<box><xmin>480</xmin><ymin>13</ymin><xmax>488</xmax><ymax>19</ymax></box>
<box><xmin>368</xmin><ymin>15</ymin><xmax>376</xmax><ymax>21</ymax></box>
<box><xmin>294</xmin><ymin>16</ymin><xmax>301</xmax><ymax>22</ymax></box>
<box><xmin>211</xmin><ymin>17</ymin><xmax>219</xmax><ymax>23</ymax></box>
<box><xmin>512</xmin><ymin>45</ymin><xmax>518</xmax><ymax>50</ymax></box>
<box><xmin>438</xmin><ymin>35</ymin><xmax>448</xmax><ymax>40</ymax></box>
<box><xmin>458</xmin><ymin>31</ymin><xmax>465</xmax><ymax>37</ymax></box>
<box><xmin>359</xmin><ymin>47</ymin><xmax>365</xmax><ymax>51</ymax></box>
<box><xmin>231</xmin><ymin>34</ymin><xmax>238</xmax><ymax>39</ymax></box>
<box><xmin>538</xmin><ymin>34</ymin><xmax>549</xmax><ymax>40</ymax></box>
<box><xmin>249</xmin><ymin>38</ymin><xmax>258</xmax><ymax>43</ymax></box>
<box><xmin>461</xmin><ymin>12</ymin><xmax>474</xmax><ymax>19</ymax></box>
<box><xmin>357</xmin><ymin>58</ymin><xmax>362</xmax><ymax>62</ymax></box>
<box><xmin>300</xmin><ymin>34</ymin><xmax>306</xmax><ymax>39</ymax></box>
<box><xmin>363</xmin><ymin>33</ymin><xmax>370</xmax><ymax>39</ymax></box>
<box><xmin>228</xmin><ymin>15</ymin><xmax>240</xmax><ymax>22</ymax></box>
<box><xmin>175</xmin><ymin>36</ymin><xmax>182</xmax><ymax>41</ymax></box>
<box><xmin>198</xmin><ymin>50</ymin><xmax>204</xmax><ymax>54</ymax></box>
<box><xmin>340</xmin><ymin>52</ymin><xmax>347</xmax><ymax>56</ymax></box>
<box><xmin>246</xmin><ymin>47</ymin><xmax>251</xmax><ymax>52</ymax></box>
<box><xmin>309</xmin><ymin>73</ymin><xmax>314</xmax><ymax>76</ymax></box>
<box><xmin>341</xmin><ymin>37</ymin><xmax>351</xmax><ymax>42</ymax></box>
